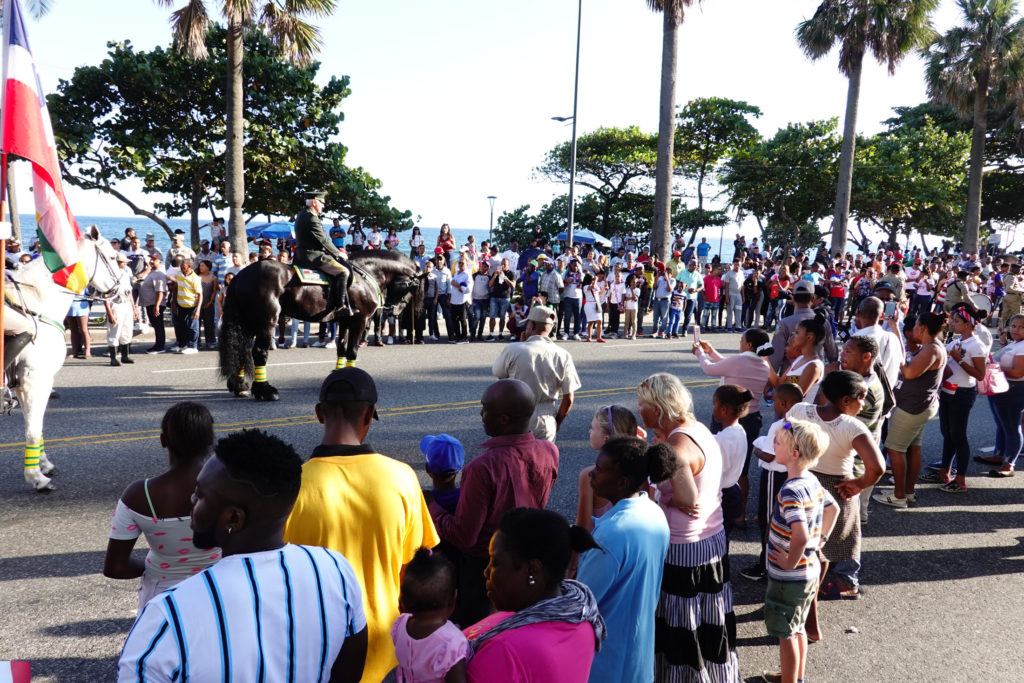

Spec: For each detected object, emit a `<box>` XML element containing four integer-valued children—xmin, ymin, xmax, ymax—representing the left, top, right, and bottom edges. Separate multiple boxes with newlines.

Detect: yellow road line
<box><xmin>0</xmin><ymin>380</ymin><xmax>718</xmax><ymax>453</ymax></box>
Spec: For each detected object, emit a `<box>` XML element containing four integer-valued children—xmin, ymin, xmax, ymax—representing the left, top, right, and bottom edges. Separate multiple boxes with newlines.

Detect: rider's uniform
<box><xmin>106</xmin><ymin>268</ymin><xmax>135</xmax><ymax>347</ymax></box>
<box><xmin>294</xmin><ymin>208</ymin><xmax>349</xmax><ymax>282</ymax></box>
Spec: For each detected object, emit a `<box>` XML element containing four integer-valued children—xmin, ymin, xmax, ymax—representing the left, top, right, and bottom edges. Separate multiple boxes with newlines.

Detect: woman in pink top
<box><xmin>694</xmin><ymin>327</ymin><xmax>774</xmax><ymax>529</ymax></box>
<box><xmin>638</xmin><ymin>373</ymin><xmax>740</xmax><ymax>682</ymax></box>
<box><xmin>465</xmin><ymin>508</ymin><xmax>605</xmax><ymax>683</ymax></box>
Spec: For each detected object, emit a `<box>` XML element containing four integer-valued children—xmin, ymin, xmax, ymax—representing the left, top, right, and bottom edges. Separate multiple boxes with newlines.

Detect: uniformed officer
<box><xmin>293</xmin><ymin>191</ymin><xmax>352</xmax><ymax>317</ymax></box>
<box><xmin>1000</xmin><ymin>262</ymin><xmax>1023</xmax><ymax>343</ymax></box>
<box><xmin>105</xmin><ymin>251</ymin><xmax>139</xmax><ymax>366</ymax></box>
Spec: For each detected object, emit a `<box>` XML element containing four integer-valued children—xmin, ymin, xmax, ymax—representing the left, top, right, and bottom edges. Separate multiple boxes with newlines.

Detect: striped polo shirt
<box><xmin>767</xmin><ymin>473</ymin><xmax>836</xmax><ymax>582</ymax></box>
<box><xmin>175</xmin><ymin>270</ymin><xmax>202</xmax><ymax>308</ymax></box>
<box><xmin>118</xmin><ymin>544</ymin><xmax>365</xmax><ymax>683</ymax></box>
<box><xmin>212</xmin><ymin>253</ymin><xmax>230</xmax><ymax>285</ymax></box>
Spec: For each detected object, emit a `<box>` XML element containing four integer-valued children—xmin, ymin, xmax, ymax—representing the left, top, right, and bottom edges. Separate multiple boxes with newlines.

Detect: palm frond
<box><xmin>645</xmin><ymin>0</ymin><xmax>696</xmax><ymax>25</ymax></box>
<box><xmin>170</xmin><ymin>0</ymin><xmax>211</xmax><ymax>60</ymax></box>
<box><xmin>283</xmin><ymin>0</ymin><xmax>337</xmax><ymax>19</ymax></box>
<box><xmin>25</xmin><ymin>0</ymin><xmax>54</xmax><ymax>19</ymax></box>
<box><xmin>259</xmin><ymin>6</ymin><xmax>322</xmax><ymax>64</ymax></box>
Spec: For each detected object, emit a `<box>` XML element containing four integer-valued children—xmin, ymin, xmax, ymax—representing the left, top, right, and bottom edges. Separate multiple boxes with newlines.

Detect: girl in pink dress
<box><xmin>392</xmin><ymin>548</ymin><xmax>470</xmax><ymax>682</ymax></box>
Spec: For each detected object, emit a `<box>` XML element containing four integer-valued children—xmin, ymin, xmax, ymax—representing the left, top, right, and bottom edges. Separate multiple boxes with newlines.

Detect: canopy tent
<box><xmin>245</xmin><ymin>221</ymin><xmax>294</xmax><ymax>240</ymax></box>
<box><xmin>555</xmin><ymin>228</ymin><xmax>611</xmax><ymax>246</ymax></box>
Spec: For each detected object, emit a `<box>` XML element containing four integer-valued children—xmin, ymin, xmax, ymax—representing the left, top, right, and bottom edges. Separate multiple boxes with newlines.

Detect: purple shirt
<box><xmin>429</xmin><ymin>432</ymin><xmax>559</xmax><ymax>557</ymax></box>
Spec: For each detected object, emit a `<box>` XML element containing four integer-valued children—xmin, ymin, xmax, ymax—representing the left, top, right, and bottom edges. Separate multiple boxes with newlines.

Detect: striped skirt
<box><xmin>654</xmin><ymin>530</ymin><xmax>740</xmax><ymax>683</ymax></box>
<box><xmin>812</xmin><ymin>471</ymin><xmax>860</xmax><ymax>564</ymax></box>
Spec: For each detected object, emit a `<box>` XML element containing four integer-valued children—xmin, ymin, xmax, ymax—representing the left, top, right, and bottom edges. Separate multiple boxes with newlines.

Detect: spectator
<box><xmin>428</xmin><ymin>378</ymin><xmax>558</xmax><ymax>626</ymax></box>
<box><xmin>118</xmin><ymin>429</ymin><xmax>368</xmax><ymax>683</ymax></box>
<box><xmin>487</xmin><ymin>258</ymin><xmax>516</xmax><ymax>341</ymax></box>
<box><xmin>138</xmin><ymin>253</ymin><xmax>168</xmax><ymax>354</ymax></box>
<box><xmin>104</xmin><ymin>252</ymin><xmax>138</xmax><ymax>367</ymax></box>
<box><xmin>283</xmin><ymin>368</ymin><xmax>439</xmax><ymax>682</ymax></box>
<box><xmin>449</xmin><ymin>259</ymin><xmax>471</xmax><ymax>344</ymax></box>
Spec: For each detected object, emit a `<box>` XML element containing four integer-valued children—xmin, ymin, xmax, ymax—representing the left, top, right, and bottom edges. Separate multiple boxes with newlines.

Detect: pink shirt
<box><xmin>696</xmin><ymin>349</ymin><xmax>771</xmax><ymax>405</ymax></box>
<box><xmin>465</xmin><ymin>613</ymin><xmax>596</xmax><ymax>683</ymax></box>
<box><xmin>703</xmin><ymin>275</ymin><xmax>722</xmax><ymax>303</ymax></box>
<box><xmin>657</xmin><ymin>423</ymin><xmax>724</xmax><ymax>544</ymax></box>
<box><xmin>392</xmin><ymin>614</ymin><xmax>470</xmax><ymax>683</ymax></box>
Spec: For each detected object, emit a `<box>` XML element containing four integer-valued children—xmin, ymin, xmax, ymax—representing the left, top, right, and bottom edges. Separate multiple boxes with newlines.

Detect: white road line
<box><xmin>151</xmin><ymin>359</ymin><xmax>334</xmax><ymax>374</ymax></box>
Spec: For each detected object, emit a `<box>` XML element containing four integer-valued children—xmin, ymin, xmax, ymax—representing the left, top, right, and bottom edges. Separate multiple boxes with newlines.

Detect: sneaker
<box><xmin>324</xmin><ymin>341</ymin><xmax>336</xmax><ymax>349</ymax></box>
<box><xmin>938</xmin><ymin>480</ymin><xmax>967</xmax><ymax>494</ymax></box>
<box><xmin>428</xmin><ymin>335</ymin><xmax>438</xmax><ymax>341</ymax></box>
<box><xmin>906</xmin><ymin>492</ymin><xmax>918</xmax><ymax>504</ymax></box>
<box><xmin>311</xmin><ymin>340</ymin><xmax>326</xmax><ymax>348</ymax></box>
<box><xmin>181</xmin><ymin>347</ymin><xmax>199</xmax><ymax>355</ymax></box>
<box><xmin>457</xmin><ymin>339</ymin><xmax>469</xmax><ymax>345</ymax></box>
<box><xmin>145</xmin><ymin>347</ymin><xmax>166</xmax><ymax>355</ymax></box>
<box><xmin>572</xmin><ymin>334</ymin><xmax>582</xmax><ymax>341</ymax></box>
<box><xmin>386</xmin><ymin>336</ymin><xmax>394</xmax><ymax>345</ymax></box>
<box><xmin>486</xmin><ymin>335</ymin><xmax>496</xmax><ymax>342</ymax></box>
<box><xmin>925</xmin><ymin>460</ymin><xmax>944</xmax><ymax>471</ymax></box>
<box><xmin>919</xmin><ymin>471</ymin><xmax>950</xmax><ymax>484</ymax></box>
<box><xmin>739</xmin><ymin>564</ymin><xmax>766</xmax><ymax>581</ymax></box>
<box><xmin>871</xmin><ymin>492</ymin><xmax>908</xmax><ymax>508</ymax></box>
<box><xmin>557</xmin><ymin>333</ymin><xmax>567</xmax><ymax>340</ymax></box>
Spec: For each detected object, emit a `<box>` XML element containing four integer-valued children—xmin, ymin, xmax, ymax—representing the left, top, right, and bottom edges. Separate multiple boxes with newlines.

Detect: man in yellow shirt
<box><xmin>172</xmin><ymin>257</ymin><xmax>202</xmax><ymax>354</ymax></box>
<box><xmin>283</xmin><ymin>368</ymin><xmax>439</xmax><ymax>683</ymax></box>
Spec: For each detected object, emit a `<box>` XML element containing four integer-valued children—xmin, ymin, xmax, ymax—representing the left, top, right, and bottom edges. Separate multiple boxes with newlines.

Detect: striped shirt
<box><xmin>767</xmin><ymin>473</ymin><xmax>836</xmax><ymax>582</ymax></box>
<box><xmin>118</xmin><ymin>544</ymin><xmax>366</xmax><ymax>683</ymax></box>
<box><xmin>175</xmin><ymin>270</ymin><xmax>202</xmax><ymax>308</ymax></box>
<box><xmin>212</xmin><ymin>253</ymin><xmax>230</xmax><ymax>285</ymax></box>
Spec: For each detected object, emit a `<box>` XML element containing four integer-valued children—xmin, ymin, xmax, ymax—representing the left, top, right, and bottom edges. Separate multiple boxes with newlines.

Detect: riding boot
<box><xmin>332</xmin><ymin>276</ymin><xmax>354</xmax><ymax>318</ymax></box>
<box><xmin>108</xmin><ymin>345</ymin><xmax>121</xmax><ymax>367</ymax></box>
<box><xmin>3</xmin><ymin>332</ymin><xmax>32</xmax><ymax>388</ymax></box>
<box><xmin>119</xmin><ymin>344</ymin><xmax>135</xmax><ymax>364</ymax></box>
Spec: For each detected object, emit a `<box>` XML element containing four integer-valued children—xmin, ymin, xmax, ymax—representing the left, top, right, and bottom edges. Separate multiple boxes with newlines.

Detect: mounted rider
<box><xmin>292</xmin><ymin>190</ymin><xmax>353</xmax><ymax>318</ymax></box>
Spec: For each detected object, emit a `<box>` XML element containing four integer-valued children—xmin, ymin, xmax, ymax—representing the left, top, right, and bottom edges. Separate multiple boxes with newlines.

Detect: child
<box><xmin>583</xmin><ymin>271</ymin><xmax>606</xmax><ymax>342</ymax></box>
<box><xmin>622</xmin><ymin>273</ymin><xmax>640</xmax><ymax>340</ymax></box>
<box><xmin>392</xmin><ymin>548</ymin><xmax>469</xmax><ymax>682</ymax></box>
<box><xmin>421</xmin><ymin>434</ymin><xmax>465</xmax><ymax>514</ymax></box>
<box><xmin>575</xmin><ymin>404</ymin><xmax>643</xmax><ymax>531</ymax></box>
<box><xmin>764</xmin><ymin>418</ymin><xmax>838</xmax><ymax>683</ymax></box>
<box><xmin>740</xmin><ymin>382</ymin><xmax>804</xmax><ymax>581</ymax></box>
<box><xmin>667</xmin><ymin>280</ymin><xmax>686</xmax><ymax>338</ymax></box>
<box><xmin>712</xmin><ymin>384</ymin><xmax>754</xmax><ymax>537</ymax></box>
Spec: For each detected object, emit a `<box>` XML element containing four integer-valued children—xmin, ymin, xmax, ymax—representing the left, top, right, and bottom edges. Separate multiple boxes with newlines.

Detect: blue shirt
<box><xmin>212</xmin><ymin>253</ymin><xmax>230</xmax><ymax>285</ymax></box>
<box><xmin>696</xmin><ymin>242</ymin><xmax>710</xmax><ymax>257</ymax></box>
<box><xmin>577</xmin><ymin>495</ymin><xmax>669</xmax><ymax>683</ymax></box>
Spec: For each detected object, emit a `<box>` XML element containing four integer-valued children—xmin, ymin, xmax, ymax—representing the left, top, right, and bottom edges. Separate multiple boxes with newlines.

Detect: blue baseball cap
<box><xmin>420</xmin><ymin>434</ymin><xmax>465</xmax><ymax>474</ymax></box>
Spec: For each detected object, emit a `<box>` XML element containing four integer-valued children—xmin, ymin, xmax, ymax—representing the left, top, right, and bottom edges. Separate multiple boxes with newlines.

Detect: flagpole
<box><xmin>0</xmin><ymin>153</ymin><xmax>7</xmax><ymax>390</ymax></box>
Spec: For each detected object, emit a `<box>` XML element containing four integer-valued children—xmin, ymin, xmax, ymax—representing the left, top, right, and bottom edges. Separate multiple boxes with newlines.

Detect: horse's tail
<box><xmin>218</xmin><ymin>292</ymin><xmax>254</xmax><ymax>389</ymax></box>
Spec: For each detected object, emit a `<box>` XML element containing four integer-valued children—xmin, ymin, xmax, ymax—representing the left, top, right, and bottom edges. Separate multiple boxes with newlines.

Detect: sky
<box><xmin>12</xmin><ymin>0</ymin><xmax>966</xmax><ymax>232</ymax></box>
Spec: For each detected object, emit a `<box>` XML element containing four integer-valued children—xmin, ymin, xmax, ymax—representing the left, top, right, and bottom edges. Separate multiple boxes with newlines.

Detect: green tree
<box><xmin>923</xmin><ymin>0</ymin><xmax>1024</xmax><ymax>254</ymax></box>
<box><xmin>674</xmin><ymin>97</ymin><xmax>762</xmax><ymax>245</ymax></box>
<box><xmin>49</xmin><ymin>29</ymin><xmax>408</xmax><ymax>243</ymax></box>
<box><xmin>720</xmin><ymin>120</ymin><xmax>842</xmax><ymax>252</ymax></box>
<box><xmin>534</xmin><ymin>126</ymin><xmax>658</xmax><ymax>235</ymax></box>
<box><xmin>154</xmin><ymin>0</ymin><xmax>337</xmax><ymax>253</ymax></box>
<box><xmin>797</xmin><ymin>0</ymin><xmax>938</xmax><ymax>258</ymax></box>
<box><xmin>851</xmin><ymin>116</ymin><xmax>970</xmax><ymax>248</ymax></box>
<box><xmin>647</xmin><ymin>0</ymin><xmax>697</xmax><ymax>264</ymax></box>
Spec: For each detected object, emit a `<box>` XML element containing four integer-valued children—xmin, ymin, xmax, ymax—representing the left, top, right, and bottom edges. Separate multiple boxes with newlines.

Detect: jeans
<box><xmin>830</xmin><ymin>296</ymin><xmax>846</xmax><ymax>323</ymax></box>
<box><xmin>450</xmin><ymin>302</ymin><xmax>469</xmax><ymax>341</ymax></box>
<box><xmin>173</xmin><ymin>305</ymin><xmax>199</xmax><ymax>349</ymax></box>
<box><xmin>700</xmin><ymin>301</ymin><xmax>720</xmax><ymax>329</ymax></box>
<box><xmin>439</xmin><ymin>294</ymin><xmax>453</xmax><ymax>340</ymax></box>
<box><xmin>427</xmin><ymin>300</ymin><xmax>441</xmax><ymax>338</ymax></box>
<box><xmin>725</xmin><ymin>298</ymin><xmax>743</xmax><ymax>330</ymax></box>
<box><xmin>470</xmin><ymin>299</ymin><xmax>489</xmax><ymax>339</ymax></box>
<box><xmin>680</xmin><ymin>299</ymin><xmax>697</xmax><ymax>333</ymax></box>
<box><xmin>651</xmin><ymin>298</ymin><xmax>670</xmax><ymax>335</ymax></box>
<box><xmin>990</xmin><ymin>381</ymin><xmax>1024</xmax><ymax>467</ymax></box>
<box><xmin>939</xmin><ymin>387</ymin><xmax>977</xmax><ymax>475</ymax></box>
<box><xmin>145</xmin><ymin>304</ymin><xmax>165</xmax><ymax>350</ymax></box>
<box><xmin>667</xmin><ymin>308</ymin><xmax>681</xmax><ymax>336</ymax></box>
<box><xmin>607</xmin><ymin>304</ymin><xmax>620</xmax><ymax>334</ymax></box>
<box><xmin>766</xmin><ymin>299</ymin><xmax>780</xmax><ymax>328</ymax></box>
<box><xmin>289</xmin><ymin>319</ymin><xmax>310</xmax><ymax>346</ymax></box>
<box><xmin>561</xmin><ymin>298</ymin><xmax>581</xmax><ymax>336</ymax></box>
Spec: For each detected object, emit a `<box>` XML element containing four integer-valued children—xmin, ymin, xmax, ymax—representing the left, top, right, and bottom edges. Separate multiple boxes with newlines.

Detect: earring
<box><xmin>528</xmin><ymin>575</ymin><xmax>535</xmax><ymax>586</ymax></box>
<box><xmin>226</xmin><ymin>527</ymin><xmax>233</xmax><ymax>535</ymax></box>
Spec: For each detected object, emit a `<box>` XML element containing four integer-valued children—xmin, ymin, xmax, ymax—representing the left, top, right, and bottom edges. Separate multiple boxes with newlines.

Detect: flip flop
<box><xmin>988</xmin><ymin>469</ymin><xmax>1015</xmax><ymax>478</ymax></box>
<box><xmin>974</xmin><ymin>456</ymin><xmax>1003</xmax><ymax>465</ymax></box>
<box><xmin>819</xmin><ymin>580</ymin><xmax>862</xmax><ymax>601</ymax></box>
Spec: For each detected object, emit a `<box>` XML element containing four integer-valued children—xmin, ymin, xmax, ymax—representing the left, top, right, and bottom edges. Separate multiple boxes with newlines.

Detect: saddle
<box><xmin>292</xmin><ymin>266</ymin><xmax>330</xmax><ymax>286</ymax></box>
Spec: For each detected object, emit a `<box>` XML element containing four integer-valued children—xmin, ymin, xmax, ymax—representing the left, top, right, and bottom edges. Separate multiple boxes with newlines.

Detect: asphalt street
<box><xmin>0</xmin><ymin>328</ymin><xmax>1022</xmax><ymax>682</ymax></box>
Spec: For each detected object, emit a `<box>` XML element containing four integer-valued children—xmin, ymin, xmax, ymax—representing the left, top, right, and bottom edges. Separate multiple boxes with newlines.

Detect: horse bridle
<box><xmin>79</xmin><ymin>237</ymin><xmax>122</xmax><ymax>301</ymax></box>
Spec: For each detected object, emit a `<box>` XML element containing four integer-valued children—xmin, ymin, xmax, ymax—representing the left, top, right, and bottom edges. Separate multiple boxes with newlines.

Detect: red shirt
<box><xmin>428</xmin><ymin>432</ymin><xmax>559</xmax><ymax>557</ymax></box>
<box><xmin>703</xmin><ymin>274</ymin><xmax>722</xmax><ymax>303</ymax></box>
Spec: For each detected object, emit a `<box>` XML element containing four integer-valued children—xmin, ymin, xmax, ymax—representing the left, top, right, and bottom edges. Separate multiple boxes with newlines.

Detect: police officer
<box><xmin>293</xmin><ymin>191</ymin><xmax>352</xmax><ymax>317</ymax></box>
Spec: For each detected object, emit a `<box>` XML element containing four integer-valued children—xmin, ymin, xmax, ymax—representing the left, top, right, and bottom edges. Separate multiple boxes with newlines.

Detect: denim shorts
<box><xmin>489</xmin><ymin>297</ymin><xmax>510</xmax><ymax>319</ymax></box>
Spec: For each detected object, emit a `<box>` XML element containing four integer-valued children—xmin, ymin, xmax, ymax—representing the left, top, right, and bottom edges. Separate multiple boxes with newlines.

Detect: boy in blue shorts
<box><xmin>764</xmin><ymin>418</ymin><xmax>838</xmax><ymax>683</ymax></box>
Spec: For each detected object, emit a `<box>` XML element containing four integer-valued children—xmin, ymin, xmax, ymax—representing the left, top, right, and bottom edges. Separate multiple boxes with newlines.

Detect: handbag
<box><xmin>978</xmin><ymin>354</ymin><xmax>1009</xmax><ymax>396</ymax></box>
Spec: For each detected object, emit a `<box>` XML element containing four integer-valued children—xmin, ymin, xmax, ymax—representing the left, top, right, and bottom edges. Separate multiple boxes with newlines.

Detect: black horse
<box><xmin>218</xmin><ymin>251</ymin><xmax>423</xmax><ymax>400</ymax></box>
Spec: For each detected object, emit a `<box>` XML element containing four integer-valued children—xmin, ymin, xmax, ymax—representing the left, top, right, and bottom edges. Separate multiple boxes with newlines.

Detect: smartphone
<box><xmin>693</xmin><ymin>325</ymin><xmax>701</xmax><ymax>344</ymax></box>
<box><xmin>883</xmin><ymin>301</ymin><xmax>897</xmax><ymax>318</ymax></box>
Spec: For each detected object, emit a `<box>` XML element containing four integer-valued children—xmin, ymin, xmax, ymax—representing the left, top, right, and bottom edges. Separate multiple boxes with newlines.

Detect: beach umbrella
<box><xmin>246</xmin><ymin>221</ymin><xmax>294</xmax><ymax>239</ymax></box>
<box><xmin>555</xmin><ymin>228</ymin><xmax>611</xmax><ymax>246</ymax></box>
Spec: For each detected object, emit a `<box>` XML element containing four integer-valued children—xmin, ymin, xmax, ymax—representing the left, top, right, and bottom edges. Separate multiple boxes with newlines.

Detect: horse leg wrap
<box><xmin>335</xmin><ymin>357</ymin><xmax>347</xmax><ymax>370</ymax></box>
<box><xmin>254</xmin><ymin>365</ymin><xmax>267</xmax><ymax>383</ymax></box>
<box><xmin>25</xmin><ymin>443</ymin><xmax>41</xmax><ymax>470</ymax></box>
<box><xmin>345</xmin><ymin>359</ymin><xmax>356</xmax><ymax>367</ymax></box>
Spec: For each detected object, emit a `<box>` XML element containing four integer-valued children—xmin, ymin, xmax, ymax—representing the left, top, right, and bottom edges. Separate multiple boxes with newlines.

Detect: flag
<box><xmin>0</xmin><ymin>661</ymin><xmax>30</xmax><ymax>683</ymax></box>
<box><xmin>1</xmin><ymin>0</ymin><xmax>85</xmax><ymax>291</ymax></box>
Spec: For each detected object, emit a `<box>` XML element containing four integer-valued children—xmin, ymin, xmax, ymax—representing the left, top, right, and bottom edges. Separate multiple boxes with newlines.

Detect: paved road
<box><xmin>0</xmin><ymin>331</ymin><xmax>1021</xmax><ymax>682</ymax></box>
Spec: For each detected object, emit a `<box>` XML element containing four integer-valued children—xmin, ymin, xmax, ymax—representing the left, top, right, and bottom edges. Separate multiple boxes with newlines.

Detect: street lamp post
<box><xmin>553</xmin><ymin>0</ymin><xmax>582</xmax><ymax>249</ymax></box>
<box><xmin>487</xmin><ymin>195</ymin><xmax>497</xmax><ymax>244</ymax></box>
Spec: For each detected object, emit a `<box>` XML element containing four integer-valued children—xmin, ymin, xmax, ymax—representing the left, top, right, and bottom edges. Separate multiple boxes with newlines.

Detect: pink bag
<box><xmin>978</xmin><ymin>355</ymin><xmax>1009</xmax><ymax>396</ymax></box>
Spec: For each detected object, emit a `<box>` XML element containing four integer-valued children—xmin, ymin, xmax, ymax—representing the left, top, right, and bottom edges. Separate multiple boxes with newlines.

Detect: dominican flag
<box><xmin>0</xmin><ymin>661</ymin><xmax>29</xmax><ymax>683</ymax></box>
<box><xmin>1</xmin><ymin>0</ymin><xmax>85</xmax><ymax>291</ymax></box>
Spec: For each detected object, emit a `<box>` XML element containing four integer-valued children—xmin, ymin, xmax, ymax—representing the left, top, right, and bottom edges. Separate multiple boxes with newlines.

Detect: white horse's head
<box><xmin>78</xmin><ymin>224</ymin><xmax>121</xmax><ymax>298</ymax></box>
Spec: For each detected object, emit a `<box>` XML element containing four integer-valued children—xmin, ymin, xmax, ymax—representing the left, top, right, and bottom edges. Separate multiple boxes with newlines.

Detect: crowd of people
<box><xmin>2</xmin><ymin>217</ymin><xmax>1013</xmax><ymax>681</ymax></box>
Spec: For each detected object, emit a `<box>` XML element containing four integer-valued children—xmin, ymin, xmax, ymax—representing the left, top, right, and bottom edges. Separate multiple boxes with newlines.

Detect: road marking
<box><xmin>0</xmin><ymin>380</ymin><xmax>717</xmax><ymax>453</ymax></box>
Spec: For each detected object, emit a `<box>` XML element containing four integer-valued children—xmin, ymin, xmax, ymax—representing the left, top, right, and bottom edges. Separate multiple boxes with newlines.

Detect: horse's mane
<box><xmin>350</xmin><ymin>249</ymin><xmax>418</xmax><ymax>277</ymax></box>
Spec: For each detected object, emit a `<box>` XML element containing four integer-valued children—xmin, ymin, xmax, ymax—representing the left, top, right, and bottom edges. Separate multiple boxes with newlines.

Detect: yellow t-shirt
<box><xmin>174</xmin><ymin>270</ymin><xmax>202</xmax><ymax>308</ymax></box>
<box><xmin>283</xmin><ymin>451</ymin><xmax>440</xmax><ymax>683</ymax></box>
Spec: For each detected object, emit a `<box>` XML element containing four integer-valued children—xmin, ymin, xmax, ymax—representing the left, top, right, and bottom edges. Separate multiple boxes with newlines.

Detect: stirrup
<box><xmin>1</xmin><ymin>385</ymin><xmax>18</xmax><ymax>414</ymax></box>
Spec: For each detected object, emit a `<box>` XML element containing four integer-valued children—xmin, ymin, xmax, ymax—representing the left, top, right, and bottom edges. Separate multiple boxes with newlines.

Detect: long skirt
<box><xmin>811</xmin><ymin>471</ymin><xmax>860</xmax><ymax>565</ymax></box>
<box><xmin>655</xmin><ymin>530</ymin><xmax>740</xmax><ymax>682</ymax></box>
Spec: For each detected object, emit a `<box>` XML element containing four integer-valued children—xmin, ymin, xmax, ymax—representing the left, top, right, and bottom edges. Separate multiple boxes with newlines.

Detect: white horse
<box><xmin>4</xmin><ymin>225</ymin><xmax>121</xmax><ymax>491</ymax></box>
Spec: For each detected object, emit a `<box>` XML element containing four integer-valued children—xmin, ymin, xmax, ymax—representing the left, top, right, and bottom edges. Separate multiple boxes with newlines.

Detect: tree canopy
<box><xmin>49</xmin><ymin>26</ymin><xmax>410</xmax><ymax>244</ymax></box>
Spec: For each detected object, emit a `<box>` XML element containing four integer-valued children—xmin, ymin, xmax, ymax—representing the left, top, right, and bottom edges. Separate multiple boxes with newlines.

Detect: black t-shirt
<box><xmin>490</xmin><ymin>270</ymin><xmax>513</xmax><ymax>298</ymax></box>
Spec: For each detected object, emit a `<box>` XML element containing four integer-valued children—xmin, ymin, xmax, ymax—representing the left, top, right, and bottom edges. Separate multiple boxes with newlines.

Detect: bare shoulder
<box><xmin>119</xmin><ymin>479</ymin><xmax>147</xmax><ymax>514</ymax></box>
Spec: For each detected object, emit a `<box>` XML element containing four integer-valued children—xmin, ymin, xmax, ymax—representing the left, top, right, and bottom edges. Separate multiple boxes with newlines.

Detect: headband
<box><xmin>757</xmin><ymin>342</ymin><xmax>773</xmax><ymax>354</ymax></box>
<box><xmin>607</xmin><ymin>405</ymin><xmax>615</xmax><ymax>437</ymax></box>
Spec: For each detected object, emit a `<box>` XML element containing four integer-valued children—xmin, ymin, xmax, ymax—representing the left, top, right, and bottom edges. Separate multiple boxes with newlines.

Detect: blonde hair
<box><xmin>637</xmin><ymin>373</ymin><xmax>694</xmax><ymax>425</ymax></box>
<box><xmin>593</xmin><ymin>404</ymin><xmax>639</xmax><ymax>439</ymax></box>
<box><xmin>774</xmin><ymin>418</ymin><xmax>828</xmax><ymax>468</ymax></box>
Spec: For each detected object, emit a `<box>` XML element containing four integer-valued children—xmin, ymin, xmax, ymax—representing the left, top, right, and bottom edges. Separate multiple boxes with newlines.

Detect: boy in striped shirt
<box><xmin>764</xmin><ymin>419</ymin><xmax>838</xmax><ymax>683</ymax></box>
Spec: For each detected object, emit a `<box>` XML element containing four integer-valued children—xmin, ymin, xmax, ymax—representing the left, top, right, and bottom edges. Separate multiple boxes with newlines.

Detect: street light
<box><xmin>553</xmin><ymin>0</ymin><xmax>582</xmax><ymax>249</ymax></box>
<box><xmin>487</xmin><ymin>195</ymin><xmax>497</xmax><ymax>244</ymax></box>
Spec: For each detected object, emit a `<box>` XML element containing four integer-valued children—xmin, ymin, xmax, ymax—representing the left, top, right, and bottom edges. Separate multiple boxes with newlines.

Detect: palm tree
<box><xmin>923</xmin><ymin>0</ymin><xmax>1024</xmax><ymax>255</ymax></box>
<box><xmin>647</xmin><ymin>0</ymin><xmax>694</xmax><ymax>263</ymax></box>
<box><xmin>155</xmin><ymin>0</ymin><xmax>336</xmax><ymax>252</ymax></box>
<box><xmin>797</xmin><ymin>0</ymin><xmax>937</xmax><ymax>258</ymax></box>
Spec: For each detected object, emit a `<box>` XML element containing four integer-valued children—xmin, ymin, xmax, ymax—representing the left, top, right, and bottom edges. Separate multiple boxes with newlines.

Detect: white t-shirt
<box><xmin>945</xmin><ymin>334</ymin><xmax>989</xmax><ymax>390</ymax></box>
<box><xmin>715</xmin><ymin>423</ymin><xmax>747</xmax><ymax>489</ymax></box>
<box><xmin>623</xmin><ymin>287</ymin><xmax>640</xmax><ymax>311</ymax></box>
<box><xmin>722</xmin><ymin>270</ymin><xmax>743</xmax><ymax>298</ymax></box>
<box><xmin>118</xmin><ymin>544</ymin><xmax>366</xmax><ymax>683</ymax></box>
<box><xmin>450</xmin><ymin>271</ymin><xmax>471</xmax><ymax>305</ymax></box>
<box><xmin>757</xmin><ymin>418</ymin><xmax>789</xmax><ymax>473</ymax></box>
<box><xmin>788</xmin><ymin>402</ymin><xmax>871</xmax><ymax>478</ymax></box>
<box><xmin>997</xmin><ymin>339</ymin><xmax>1024</xmax><ymax>381</ymax></box>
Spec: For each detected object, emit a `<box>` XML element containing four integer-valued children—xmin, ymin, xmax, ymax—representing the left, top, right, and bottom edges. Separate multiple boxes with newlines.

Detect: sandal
<box><xmin>973</xmin><ymin>456</ymin><xmax>1003</xmax><ymax>465</ymax></box>
<box><xmin>919</xmin><ymin>471</ymin><xmax>951</xmax><ymax>484</ymax></box>
<box><xmin>988</xmin><ymin>468</ymin><xmax>1014</xmax><ymax>478</ymax></box>
<box><xmin>819</xmin><ymin>580</ymin><xmax>862</xmax><ymax>601</ymax></box>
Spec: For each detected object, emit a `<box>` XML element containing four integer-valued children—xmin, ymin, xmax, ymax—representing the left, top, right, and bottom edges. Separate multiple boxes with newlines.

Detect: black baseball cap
<box><xmin>318</xmin><ymin>367</ymin><xmax>379</xmax><ymax>419</ymax></box>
